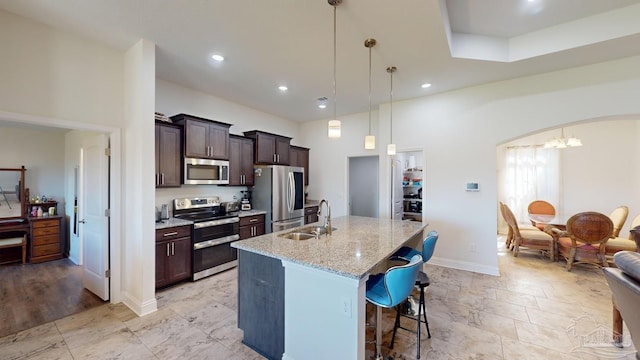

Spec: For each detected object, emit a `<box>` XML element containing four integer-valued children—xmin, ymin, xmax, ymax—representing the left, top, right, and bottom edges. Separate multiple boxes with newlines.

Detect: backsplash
<box><xmin>155</xmin><ymin>186</ymin><xmax>247</xmax><ymax>217</ymax></box>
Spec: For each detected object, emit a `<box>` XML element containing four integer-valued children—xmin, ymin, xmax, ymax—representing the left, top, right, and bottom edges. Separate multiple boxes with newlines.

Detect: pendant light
<box><xmin>364</xmin><ymin>38</ymin><xmax>376</xmax><ymax>149</ymax></box>
<box><xmin>386</xmin><ymin>66</ymin><xmax>397</xmax><ymax>155</ymax></box>
<box><xmin>327</xmin><ymin>0</ymin><xmax>342</xmax><ymax>139</ymax></box>
<box><xmin>543</xmin><ymin>127</ymin><xmax>583</xmax><ymax>149</ymax></box>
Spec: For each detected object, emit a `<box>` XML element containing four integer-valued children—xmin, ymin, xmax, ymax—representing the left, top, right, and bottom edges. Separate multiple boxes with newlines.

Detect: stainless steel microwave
<box><xmin>184</xmin><ymin>158</ymin><xmax>229</xmax><ymax>185</ymax></box>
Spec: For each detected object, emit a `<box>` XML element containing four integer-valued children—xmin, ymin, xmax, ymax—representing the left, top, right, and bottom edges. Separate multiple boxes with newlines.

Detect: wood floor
<box><xmin>0</xmin><ymin>258</ymin><xmax>105</xmax><ymax>338</ymax></box>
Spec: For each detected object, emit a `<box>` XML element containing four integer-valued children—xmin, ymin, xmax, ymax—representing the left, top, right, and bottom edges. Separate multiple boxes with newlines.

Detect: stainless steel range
<box><xmin>173</xmin><ymin>197</ymin><xmax>240</xmax><ymax>281</ymax></box>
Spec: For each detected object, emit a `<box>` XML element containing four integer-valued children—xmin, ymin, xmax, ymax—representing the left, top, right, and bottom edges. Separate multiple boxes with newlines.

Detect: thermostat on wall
<box><xmin>466</xmin><ymin>182</ymin><xmax>480</xmax><ymax>192</ymax></box>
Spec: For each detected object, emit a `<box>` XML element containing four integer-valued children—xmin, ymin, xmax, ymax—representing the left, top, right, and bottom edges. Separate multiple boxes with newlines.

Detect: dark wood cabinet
<box><xmin>244</xmin><ymin>130</ymin><xmax>291</xmax><ymax>165</ymax></box>
<box><xmin>238</xmin><ymin>250</ymin><xmax>284</xmax><ymax>360</ymax></box>
<box><xmin>156</xmin><ymin>226</ymin><xmax>192</xmax><ymax>288</ymax></box>
<box><xmin>289</xmin><ymin>146</ymin><xmax>309</xmax><ymax>185</ymax></box>
<box><xmin>304</xmin><ymin>206</ymin><xmax>319</xmax><ymax>225</ymax></box>
<box><xmin>29</xmin><ymin>216</ymin><xmax>63</xmax><ymax>263</ymax></box>
<box><xmin>229</xmin><ymin>135</ymin><xmax>255</xmax><ymax>186</ymax></box>
<box><xmin>239</xmin><ymin>214</ymin><xmax>265</xmax><ymax>240</ymax></box>
<box><xmin>171</xmin><ymin>113</ymin><xmax>231</xmax><ymax>160</ymax></box>
<box><xmin>155</xmin><ymin>122</ymin><xmax>182</xmax><ymax>187</ymax></box>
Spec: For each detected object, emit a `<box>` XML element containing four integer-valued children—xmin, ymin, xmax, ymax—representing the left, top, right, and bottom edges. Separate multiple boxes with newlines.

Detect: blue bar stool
<box><xmin>366</xmin><ymin>254</ymin><xmax>423</xmax><ymax>360</ymax></box>
<box><xmin>389</xmin><ymin>230</ymin><xmax>439</xmax><ymax>359</ymax></box>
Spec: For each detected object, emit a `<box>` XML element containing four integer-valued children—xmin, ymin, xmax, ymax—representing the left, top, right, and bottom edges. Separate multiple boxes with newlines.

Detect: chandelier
<box><xmin>544</xmin><ymin>128</ymin><xmax>582</xmax><ymax>149</ymax></box>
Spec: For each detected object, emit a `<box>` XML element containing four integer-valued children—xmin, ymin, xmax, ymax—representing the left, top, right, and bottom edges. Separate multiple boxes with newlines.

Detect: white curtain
<box><xmin>503</xmin><ymin>146</ymin><xmax>560</xmax><ymax>224</ymax></box>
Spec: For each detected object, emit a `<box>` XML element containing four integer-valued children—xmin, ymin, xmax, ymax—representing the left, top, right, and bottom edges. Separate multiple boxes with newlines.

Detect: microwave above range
<box><xmin>184</xmin><ymin>158</ymin><xmax>229</xmax><ymax>185</ymax></box>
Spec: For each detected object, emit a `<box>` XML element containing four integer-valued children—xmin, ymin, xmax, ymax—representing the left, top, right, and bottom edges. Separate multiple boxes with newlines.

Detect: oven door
<box><xmin>193</xmin><ymin>234</ymin><xmax>240</xmax><ymax>280</ymax></box>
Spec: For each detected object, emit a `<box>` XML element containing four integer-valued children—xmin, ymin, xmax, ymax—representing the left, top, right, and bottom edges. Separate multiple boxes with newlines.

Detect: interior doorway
<box><xmin>348</xmin><ymin>156</ymin><xmax>379</xmax><ymax>218</ymax></box>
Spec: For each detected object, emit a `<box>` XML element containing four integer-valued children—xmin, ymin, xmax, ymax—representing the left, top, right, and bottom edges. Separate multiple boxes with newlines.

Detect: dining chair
<box><xmin>366</xmin><ymin>254</ymin><xmax>422</xmax><ymax>360</ymax></box>
<box><xmin>499</xmin><ymin>202</ymin><xmax>539</xmax><ymax>249</ymax></box>
<box><xmin>551</xmin><ymin>211</ymin><xmax>613</xmax><ymax>271</ymax></box>
<box><xmin>608</xmin><ymin>205</ymin><xmax>629</xmax><ymax>238</ymax></box>
<box><xmin>502</xmin><ymin>203</ymin><xmax>555</xmax><ymax>260</ymax></box>
<box><xmin>605</xmin><ymin>213</ymin><xmax>640</xmax><ymax>265</ymax></box>
<box><xmin>527</xmin><ymin>200</ymin><xmax>556</xmax><ymax>230</ymax></box>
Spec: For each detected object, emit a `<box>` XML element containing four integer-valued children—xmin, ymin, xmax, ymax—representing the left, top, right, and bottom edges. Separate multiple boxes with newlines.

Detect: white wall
<box><xmin>302</xmin><ymin>56</ymin><xmax>640</xmax><ymax>276</ymax></box>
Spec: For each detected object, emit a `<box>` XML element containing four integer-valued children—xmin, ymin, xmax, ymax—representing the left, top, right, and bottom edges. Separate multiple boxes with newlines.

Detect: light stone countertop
<box><xmin>238</xmin><ymin>209</ymin><xmax>266</xmax><ymax>217</ymax></box>
<box><xmin>155</xmin><ymin>217</ymin><xmax>193</xmax><ymax>230</ymax></box>
<box><xmin>232</xmin><ymin>215</ymin><xmax>426</xmax><ymax>279</ymax></box>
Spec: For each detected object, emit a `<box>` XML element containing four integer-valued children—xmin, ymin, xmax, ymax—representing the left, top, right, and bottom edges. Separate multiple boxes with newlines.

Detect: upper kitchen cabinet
<box><xmin>155</xmin><ymin>121</ymin><xmax>182</xmax><ymax>187</ymax></box>
<box><xmin>171</xmin><ymin>113</ymin><xmax>231</xmax><ymax>160</ymax></box>
<box><xmin>229</xmin><ymin>135</ymin><xmax>255</xmax><ymax>186</ymax></box>
<box><xmin>289</xmin><ymin>145</ymin><xmax>309</xmax><ymax>186</ymax></box>
<box><xmin>243</xmin><ymin>130</ymin><xmax>291</xmax><ymax>165</ymax></box>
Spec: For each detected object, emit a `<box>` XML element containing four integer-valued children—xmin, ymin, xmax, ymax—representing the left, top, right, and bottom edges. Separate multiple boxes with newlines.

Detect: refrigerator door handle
<box><xmin>288</xmin><ymin>171</ymin><xmax>295</xmax><ymax>212</ymax></box>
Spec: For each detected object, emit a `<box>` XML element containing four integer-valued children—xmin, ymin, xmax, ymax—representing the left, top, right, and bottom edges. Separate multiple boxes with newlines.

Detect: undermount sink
<box><xmin>280</xmin><ymin>232</ymin><xmax>316</xmax><ymax>241</ymax></box>
<box><xmin>278</xmin><ymin>226</ymin><xmax>338</xmax><ymax>241</ymax></box>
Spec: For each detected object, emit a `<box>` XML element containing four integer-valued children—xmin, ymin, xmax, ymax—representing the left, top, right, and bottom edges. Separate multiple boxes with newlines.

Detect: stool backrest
<box><xmin>384</xmin><ymin>254</ymin><xmax>423</xmax><ymax>306</ymax></box>
<box><xmin>422</xmin><ymin>230</ymin><xmax>439</xmax><ymax>263</ymax></box>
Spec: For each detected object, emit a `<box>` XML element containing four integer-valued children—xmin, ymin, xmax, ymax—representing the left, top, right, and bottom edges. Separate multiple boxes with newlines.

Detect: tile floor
<box><xmin>1</xmin><ymin>237</ymin><xmax>637</xmax><ymax>359</ymax></box>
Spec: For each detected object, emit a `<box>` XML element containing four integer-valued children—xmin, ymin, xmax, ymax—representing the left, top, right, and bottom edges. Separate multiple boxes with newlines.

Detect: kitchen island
<box><xmin>232</xmin><ymin>215</ymin><xmax>426</xmax><ymax>360</ymax></box>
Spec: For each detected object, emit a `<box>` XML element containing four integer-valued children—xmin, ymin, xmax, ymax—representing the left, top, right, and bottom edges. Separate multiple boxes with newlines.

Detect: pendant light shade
<box><xmin>327</xmin><ymin>0</ymin><xmax>342</xmax><ymax>139</ymax></box>
<box><xmin>386</xmin><ymin>66</ymin><xmax>397</xmax><ymax>155</ymax></box>
<box><xmin>544</xmin><ymin>127</ymin><xmax>583</xmax><ymax>149</ymax></box>
<box><xmin>364</xmin><ymin>38</ymin><xmax>376</xmax><ymax>149</ymax></box>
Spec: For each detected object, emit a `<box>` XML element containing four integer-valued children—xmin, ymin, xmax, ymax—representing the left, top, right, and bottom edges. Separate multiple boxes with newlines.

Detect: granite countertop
<box><xmin>304</xmin><ymin>200</ymin><xmax>320</xmax><ymax>208</ymax></box>
<box><xmin>155</xmin><ymin>217</ymin><xmax>193</xmax><ymax>230</ymax></box>
<box><xmin>232</xmin><ymin>216</ymin><xmax>426</xmax><ymax>279</ymax></box>
<box><xmin>238</xmin><ymin>209</ymin><xmax>267</xmax><ymax>217</ymax></box>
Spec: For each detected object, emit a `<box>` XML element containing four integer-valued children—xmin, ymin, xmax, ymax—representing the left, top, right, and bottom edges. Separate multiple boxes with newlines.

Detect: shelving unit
<box><xmin>402</xmin><ymin>169</ymin><xmax>422</xmax><ymax>222</ymax></box>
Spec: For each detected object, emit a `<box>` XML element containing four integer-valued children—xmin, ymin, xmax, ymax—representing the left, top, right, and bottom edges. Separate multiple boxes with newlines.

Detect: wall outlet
<box><xmin>340</xmin><ymin>296</ymin><xmax>351</xmax><ymax>318</ymax></box>
<box><xmin>469</xmin><ymin>242</ymin><xmax>477</xmax><ymax>253</ymax></box>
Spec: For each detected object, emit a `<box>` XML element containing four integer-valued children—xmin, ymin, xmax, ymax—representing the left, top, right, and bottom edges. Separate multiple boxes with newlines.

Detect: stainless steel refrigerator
<box><xmin>252</xmin><ymin>165</ymin><xmax>305</xmax><ymax>233</ymax></box>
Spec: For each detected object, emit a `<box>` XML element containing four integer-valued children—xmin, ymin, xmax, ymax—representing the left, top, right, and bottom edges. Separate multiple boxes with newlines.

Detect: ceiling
<box><xmin>1</xmin><ymin>0</ymin><xmax>639</xmax><ymax>123</ymax></box>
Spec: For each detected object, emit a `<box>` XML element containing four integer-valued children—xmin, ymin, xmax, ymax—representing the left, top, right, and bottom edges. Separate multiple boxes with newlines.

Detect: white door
<box><xmin>81</xmin><ymin>134</ymin><xmax>110</xmax><ymax>300</ymax></box>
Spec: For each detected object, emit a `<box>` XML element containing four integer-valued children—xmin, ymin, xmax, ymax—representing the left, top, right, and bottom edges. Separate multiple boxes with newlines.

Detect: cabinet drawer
<box><xmin>32</xmin><ymin>219</ymin><xmax>59</xmax><ymax>228</ymax></box>
<box><xmin>240</xmin><ymin>215</ymin><xmax>265</xmax><ymax>227</ymax></box>
<box><xmin>156</xmin><ymin>226</ymin><xmax>191</xmax><ymax>241</ymax></box>
<box><xmin>32</xmin><ymin>243</ymin><xmax>60</xmax><ymax>257</ymax></box>
<box><xmin>33</xmin><ymin>226</ymin><xmax>60</xmax><ymax>237</ymax></box>
<box><xmin>32</xmin><ymin>234</ymin><xmax>60</xmax><ymax>246</ymax></box>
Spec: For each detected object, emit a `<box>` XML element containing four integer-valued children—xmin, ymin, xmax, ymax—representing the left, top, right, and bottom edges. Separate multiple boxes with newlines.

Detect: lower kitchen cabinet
<box><xmin>238</xmin><ymin>249</ymin><xmax>284</xmax><ymax>360</ymax></box>
<box><xmin>156</xmin><ymin>226</ymin><xmax>192</xmax><ymax>288</ymax></box>
<box><xmin>29</xmin><ymin>216</ymin><xmax>63</xmax><ymax>263</ymax></box>
<box><xmin>239</xmin><ymin>214</ymin><xmax>265</xmax><ymax>240</ymax></box>
<box><xmin>304</xmin><ymin>206</ymin><xmax>319</xmax><ymax>224</ymax></box>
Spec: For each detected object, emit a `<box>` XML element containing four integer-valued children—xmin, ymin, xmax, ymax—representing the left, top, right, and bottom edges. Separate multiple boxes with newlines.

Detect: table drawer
<box><xmin>32</xmin><ymin>234</ymin><xmax>60</xmax><ymax>246</ymax></box>
<box><xmin>31</xmin><ymin>219</ymin><xmax>59</xmax><ymax>228</ymax></box>
<box><xmin>32</xmin><ymin>243</ymin><xmax>60</xmax><ymax>257</ymax></box>
<box><xmin>33</xmin><ymin>226</ymin><xmax>60</xmax><ymax>237</ymax></box>
<box><xmin>240</xmin><ymin>215</ymin><xmax>265</xmax><ymax>227</ymax></box>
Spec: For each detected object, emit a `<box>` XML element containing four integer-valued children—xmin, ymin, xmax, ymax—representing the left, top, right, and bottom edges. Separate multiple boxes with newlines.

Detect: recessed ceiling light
<box><xmin>318</xmin><ymin>104</ymin><xmax>327</xmax><ymax>109</ymax></box>
<box><xmin>317</xmin><ymin>97</ymin><xmax>328</xmax><ymax>109</ymax></box>
<box><xmin>211</xmin><ymin>54</ymin><xmax>224</xmax><ymax>62</ymax></box>
<box><xmin>278</xmin><ymin>85</ymin><xmax>288</xmax><ymax>91</ymax></box>
<box><xmin>421</xmin><ymin>83</ymin><xmax>432</xmax><ymax>89</ymax></box>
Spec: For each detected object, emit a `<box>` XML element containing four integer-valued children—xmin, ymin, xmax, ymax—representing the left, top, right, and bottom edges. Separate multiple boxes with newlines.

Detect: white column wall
<box><xmin>302</xmin><ymin>55</ymin><xmax>640</xmax><ymax>276</ymax></box>
<box><xmin>122</xmin><ymin>39</ymin><xmax>157</xmax><ymax>315</ymax></box>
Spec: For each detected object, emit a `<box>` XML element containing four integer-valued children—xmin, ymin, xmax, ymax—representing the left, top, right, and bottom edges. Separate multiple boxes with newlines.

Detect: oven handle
<box><xmin>193</xmin><ymin>234</ymin><xmax>240</xmax><ymax>250</ymax></box>
<box><xmin>193</xmin><ymin>217</ymin><xmax>240</xmax><ymax>229</ymax></box>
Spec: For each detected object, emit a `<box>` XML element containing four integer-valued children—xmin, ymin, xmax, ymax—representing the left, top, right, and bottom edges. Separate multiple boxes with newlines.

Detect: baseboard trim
<box><xmin>429</xmin><ymin>256</ymin><xmax>500</xmax><ymax>276</ymax></box>
<box><xmin>121</xmin><ymin>291</ymin><xmax>157</xmax><ymax>316</ymax></box>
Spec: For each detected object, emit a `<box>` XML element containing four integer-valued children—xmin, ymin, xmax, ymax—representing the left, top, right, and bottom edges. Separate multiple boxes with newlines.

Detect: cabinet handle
<box><xmin>166</xmin><ymin>243</ymin><xmax>170</xmax><ymax>257</ymax></box>
<box><xmin>161</xmin><ymin>173</ymin><xmax>165</xmax><ymax>185</ymax></box>
<box><xmin>242</xmin><ymin>174</ymin><xmax>245</xmax><ymax>184</ymax></box>
<box><xmin>156</xmin><ymin>173</ymin><xmax>159</xmax><ymax>185</ymax></box>
<box><xmin>171</xmin><ymin>242</ymin><xmax>175</xmax><ymax>256</ymax></box>
<box><xmin>163</xmin><ymin>231</ymin><xmax>178</xmax><ymax>237</ymax></box>
<box><xmin>249</xmin><ymin>218</ymin><xmax>258</xmax><ymax>223</ymax></box>
<box><xmin>273</xmin><ymin>154</ymin><xmax>276</xmax><ymax>163</ymax></box>
<box><xmin>277</xmin><ymin>154</ymin><xmax>280</xmax><ymax>163</ymax></box>
<box><xmin>251</xmin><ymin>226</ymin><xmax>255</xmax><ymax>237</ymax></box>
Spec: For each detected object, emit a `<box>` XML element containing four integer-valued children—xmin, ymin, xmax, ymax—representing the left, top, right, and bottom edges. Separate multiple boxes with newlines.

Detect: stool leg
<box><xmin>420</xmin><ymin>285</ymin><xmax>431</xmax><ymax>339</ymax></box>
<box><xmin>390</xmin><ymin>305</ymin><xmax>401</xmax><ymax>349</ymax></box>
<box><xmin>375</xmin><ymin>306</ymin><xmax>384</xmax><ymax>360</ymax></box>
<box><xmin>416</xmin><ymin>289</ymin><xmax>421</xmax><ymax>359</ymax></box>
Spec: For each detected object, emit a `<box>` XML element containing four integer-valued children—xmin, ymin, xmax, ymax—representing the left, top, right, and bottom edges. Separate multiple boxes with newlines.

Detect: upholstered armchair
<box><xmin>609</xmin><ymin>206</ymin><xmax>629</xmax><ymax>239</ymax></box>
<box><xmin>550</xmin><ymin>212</ymin><xmax>613</xmax><ymax>271</ymax></box>
<box><xmin>502</xmin><ymin>202</ymin><xmax>555</xmax><ymax>260</ymax></box>
<box><xmin>499</xmin><ymin>202</ymin><xmax>539</xmax><ymax>249</ymax></box>
<box><xmin>527</xmin><ymin>200</ymin><xmax>556</xmax><ymax>230</ymax></box>
<box><xmin>606</xmin><ymin>214</ymin><xmax>639</xmax><ymax>266</ymax></box>
<box><xmin>603</xmin><ymin>251</ymin><xmax>640</xmax><ymax>358</ymax></box>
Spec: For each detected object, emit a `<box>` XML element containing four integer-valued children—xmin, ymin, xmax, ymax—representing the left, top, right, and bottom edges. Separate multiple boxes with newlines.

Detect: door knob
<box><xmin>79</xmin><ymin>219</ymin><xmax>86</xmax><ymax>224</ymax></box>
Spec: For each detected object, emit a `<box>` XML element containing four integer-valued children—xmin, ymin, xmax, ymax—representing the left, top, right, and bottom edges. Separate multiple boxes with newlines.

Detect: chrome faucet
<box><xmin>317</xmin><ymin>199</ymin><xmax>332</xmax><ymax>236</ymax></box>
